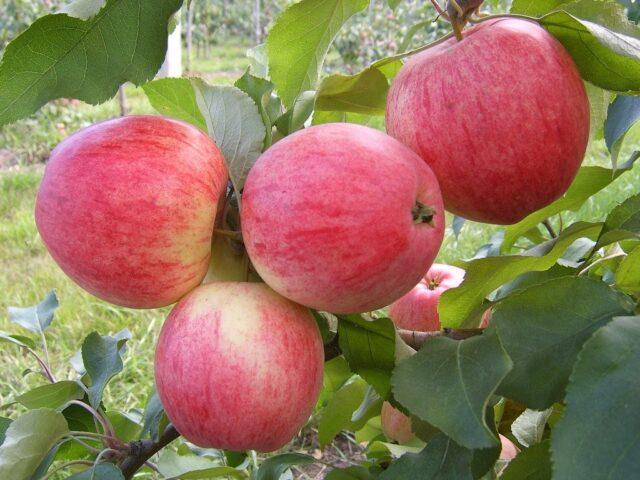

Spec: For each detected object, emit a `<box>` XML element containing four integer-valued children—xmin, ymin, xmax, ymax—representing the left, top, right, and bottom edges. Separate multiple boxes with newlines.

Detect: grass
<box><xmin>1</xmin><ymin>41</ymin><xmax>640</xmax><ymax>417</ymax></box>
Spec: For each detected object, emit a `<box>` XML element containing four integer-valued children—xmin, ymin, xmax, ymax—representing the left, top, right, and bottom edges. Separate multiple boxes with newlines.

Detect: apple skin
<box><xmin>241</xmin><ymin>123</ymin><xmax>445</xmax><ymax>314</ymax></box>
<box><xmin>389</xmin><ymin>263</ymin><xmax>465</xmax><ymax>331</ymax></box>
<box><xmin>386</xmin><ymin>18</ymin><xmax>589</xmax><ymax>224</ymax></box>
<box><xmin>499</xmin><ymin>434</ymin><xmax>519</xmax><ymax>461</ymax></box>
<box><xmin>381</xmin><ymin>402</ymin><xmax>416</xmax><ymax>444</ymax></box>
<box><xmin>35</xmin><ymin>116</ymin><xmax>228</xmax><ymax>308</ymax></box>
<box><xmin>154</xmin><ymin>282</ymin><xmax>324</xmax><ymax>452</ymax></box>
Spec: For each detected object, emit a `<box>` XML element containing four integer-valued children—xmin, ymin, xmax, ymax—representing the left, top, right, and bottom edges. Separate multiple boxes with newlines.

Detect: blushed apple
<box><xmin>389</xmin><ymin>263</ymin><xmax>465</xmax><ymax>331</ymax></box>
<box><xmin>499</xmin><ymin>434</ymin><xmax>519</xmax><ymax>461</ymax></box>
<box><xmin>35</xmin><ymin>116</ymin><xmax>228</xmax><ymax>308</ymax></box>
<box><xmin>154</xmin><ymin>282</ymin><xmax>324</xmax><ymax>452</ymax></box>
<box><xmin>241</xmin><ymin>123</ymin><xmax>445</xmax><ymax>314</ymax></box>
<box><xmin>381</xmin><ymin>401</ymin><xmax>415</xmax><ymax>444</ymax></box>
<box><xmin>386</xmin><ymin>18</ymin><xmax>589</xmax><ymax>224</ymax></box>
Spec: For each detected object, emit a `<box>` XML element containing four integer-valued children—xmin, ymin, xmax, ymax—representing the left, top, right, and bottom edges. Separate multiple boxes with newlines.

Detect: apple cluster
<box><xmin>34</xmin><ymin>18</ymin><xmax>588</xmax><ymax>452</ymax></box>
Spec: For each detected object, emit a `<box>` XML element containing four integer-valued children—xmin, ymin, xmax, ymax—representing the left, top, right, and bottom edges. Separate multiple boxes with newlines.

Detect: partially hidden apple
<box><xmin>386</xmin><ymin>18</ymin><xmax>589</xmax><ymax>224</ymax></box>
<box><xmin>241</xmin><ymin>123</ymin><xmax>445</xmax><ymax>314</ymax></box>
<box><xmin>381</xmin><ymin>401</ymin><xmax>415</xmax><ymax>444</ymax></box>
<box><xmin>499</xmin><ymin>434</ymin><xmax>519</xmax><ymax>461</ymax></box>
<box><xmin>389</xmin><ymin>263</ymin><xmax>465</xmax><ymax>331</ymax></box>
<box><xmin>35</xmin><ymin>116</ymin><xmax>228</xmax><ymax>308</ymax></box>
<box><xmin>154</xmin><ymin>282</ymin><xmax>324</xmax><ymax>452</ymax></box>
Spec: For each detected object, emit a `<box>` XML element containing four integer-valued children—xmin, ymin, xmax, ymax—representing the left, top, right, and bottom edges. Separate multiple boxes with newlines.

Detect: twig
<box><xmin>542</xmin><ymin>219</ymin><xmax>557</xmax><ymax>239</ymax></box>
<box><xmin>119</xmin><ymin>425</ymin><xmax>180</xmax><ymax>479</ymax></box>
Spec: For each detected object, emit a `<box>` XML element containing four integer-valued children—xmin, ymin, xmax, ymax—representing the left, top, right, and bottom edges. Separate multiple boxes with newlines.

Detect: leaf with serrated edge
<box><xmin>8</xmin><ymin>290</ymin><xmax>58</xmax><ymax>334</ymax></box>
<box><xmin>0</xmin><ymin>0</ymin><xmax>182</xmax><ymax>126</ymax></box>
<box><xmin>143</xmin><ymin>78</ymin><xmax>207</xmax><ymax>132</ymax></box>
<box><xmin>552</xmin><ymin>316</ymin><xmax>640</xmax><ymax>479</ymax></box>
<box><xmin>256</xmin><ymin>453</ymin><xmax>314</xmax><ymax>480</ymax></box>
<box><xmin>192</xmin><ymin>80</ymin><xmax>265</xmax><ymax>193</ymax></box>
<box><xmin>82</xmin><ymin>331</ymin><xmax>130</xmax><ymax>408</ymax></box>
<box><xmin>16</xmin><ymin>381</ymin><xmax>84</xmax><ymax>410</ymax></box>
<box><xmin>0</xmin><ymin>409</ymin><xmax>69</xmax><ymax>480</ymax></box>
<box><xmin>267</xmin><ymin>0</ymin><xmax>369</xmax><ymax>107</ymax></box>
<box><xmin>157</xmin><ymin>450</ymin><xmax>244</xmax><ymax>479</ymax></box>
<box><xmin>66</xmin><ymin>463</ymin><xmax>125</xmax><ymax>479</ymax></box>
<box><xmin>511</xmin><ymin>409</ymin><xmax>552</xmax><ymax>447</ymax></box>
<box><xmin>392</xmin><ymin>333</ymin><xmax>512</xmax><ymax>449</ymax></box>
<box><xmin>492</xmin><ymin>277</ymin><xmax>634</xmax><ymax>409</ymax></box>
<box><xmin>441</xmin><ymin>222</ymin><xmax>603</xmax><ymax>328</ymax></box>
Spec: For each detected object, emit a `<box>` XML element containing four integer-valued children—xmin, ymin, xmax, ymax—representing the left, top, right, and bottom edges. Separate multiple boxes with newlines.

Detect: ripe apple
<box><xmin>499</xmin><ymin>434</ymin><xmax>519</xmax><ymax>461</ymax></box>
<box><xmin>241</xmin><ymin>123</ymin><xmax>445</xmax><ymax>313</ymax></box>
<box><xmin>381</xmin><ymin>401</ymin><xmax>415</xmax><ymax>444</ymax></box>
<box><xmin>154</xmin><ymin>282</ymin><xmax>324</xmax><ymax>452</ymax></box>
<box><xmin>35</xmin><ymin>116</ymin><xmax>228</xmax><ymax>308</ymax></box>
<box><xmin>386</xmin><ymin>18</ymin><xmax>589</xmax><ymax>224</ymax></box>
<box><xmin>389</xmin><ymin>263</ymin><xmax>465</xmax><ymax>331</ymax></box>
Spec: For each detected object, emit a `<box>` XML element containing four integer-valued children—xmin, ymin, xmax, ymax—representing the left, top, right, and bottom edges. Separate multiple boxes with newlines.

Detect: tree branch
<box><xmin>119</xmin><ymin>425</ymin><xmax>180</xmax><ymax>479</ymax></box>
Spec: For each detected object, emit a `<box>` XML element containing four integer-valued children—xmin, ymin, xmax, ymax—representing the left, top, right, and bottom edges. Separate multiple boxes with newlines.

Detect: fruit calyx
<box><xmin>412</xmin><ymin>201</ymin><xmax>436</xmax><ymax>226</ymax></box>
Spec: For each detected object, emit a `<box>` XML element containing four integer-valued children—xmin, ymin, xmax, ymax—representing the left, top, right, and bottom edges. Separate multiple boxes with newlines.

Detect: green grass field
<box><xmin>1</xmin><ymin>43</ymin><xmax>640</xmax><ymax>415</ymax></box>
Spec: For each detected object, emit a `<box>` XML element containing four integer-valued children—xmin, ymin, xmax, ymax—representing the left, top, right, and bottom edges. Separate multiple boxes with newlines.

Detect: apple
<box><xmin>241</xmin><ymin>123</ymin><xmax>445</xmax><ymax>313</ymax></box>
<box><xmin>499</xmin><ymin>434</ymin><xmax>519</xmax><ymax>461</ymax></box>
<box><xmin>389</xmin><ymin>263</ymin><xmax>465</xmax><ymax>331</ymax></box>
<box><xmin>154</xmin><ymin>282</ymin><xmax>324</xmax><ymax>452</ymax></box>
<box><xmin>381</xmin><ymin>401</ymin><xmax>415</xmax><ymax>444</ymax></box>
<box><xmin>386</xmin><ymin>18</ymin><xmax>589</xmax><ymax>224</ymax></box>
<box><xmin>35</xmin><ymin>116</ymin><xmax>228</xmax><ymax>308</ymax></box>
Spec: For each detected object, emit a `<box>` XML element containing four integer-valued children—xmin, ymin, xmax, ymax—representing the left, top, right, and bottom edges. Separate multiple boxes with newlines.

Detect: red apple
<box><xmin>389</xmin><ymin>263</ymin><xmax>465</xmax><ymax>331</ymax></box>
<box><xmin>381</xmin><ymin>401</ymin><xmax>415</xmax><ymax>444</ymax></box>
<box><xmin>154</xmin><ymin>282</ymin><xmax>324</xmax><ymax>452</ymax></box>
<box><xmin>386</xmin><ymin>18</ymin><xmax>589</xmax><ymax>224</ymax></box>
<box><xmin>35</xmin><ymin>116</ymin><xmax>228</xmax><ymax>308</ymax></box>
<box><xmin>241</xmin><ymin>123</ymin><xmax>445</xmax><ymax>313</ymax></box>
<box><xmin>499</xmin><ymin>434</ymin><xmax>519</xmax><ymax>461</ymax></box>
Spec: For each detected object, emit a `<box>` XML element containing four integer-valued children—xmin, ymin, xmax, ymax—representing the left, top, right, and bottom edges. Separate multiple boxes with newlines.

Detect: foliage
<box><xmin>1</xmin><ymin>0</ymin><xmax>640</xmax><ymax>479</ymax></box>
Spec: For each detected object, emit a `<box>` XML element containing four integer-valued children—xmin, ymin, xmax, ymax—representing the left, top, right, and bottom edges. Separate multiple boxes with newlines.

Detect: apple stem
<box><xmin>213</xmin><ymin>228</ymin><xmax>243</xmax><ymax>241</ymax></box>
<box><xmin>412</xmin><ymin>201</ymin><xmax>436</xmax><ymax>226</ymax></box>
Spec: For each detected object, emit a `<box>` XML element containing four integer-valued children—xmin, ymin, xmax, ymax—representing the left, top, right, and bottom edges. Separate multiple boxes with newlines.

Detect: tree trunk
<box><xmin>186</xmin><ymin>2</ymin><xmax>194</xmax><ymax>73</ymax></box>
<box><xmin>157</xmin><ymin>18</ymin><xmax>182</xmax><ymax>78</ymax></box>
<box><xmin>254</xmin><ymin>0</ymin><xmax>261</xmax><ymax>44</ymax></box>
<box><xmin>117</xmin><ymin>85</ymin><xmax>128</xmax><ymax>116</ymax></box>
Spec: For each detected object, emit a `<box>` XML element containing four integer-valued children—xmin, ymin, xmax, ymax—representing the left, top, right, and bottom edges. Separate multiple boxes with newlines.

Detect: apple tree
<box><xmin>1</xmin><ymin>0</ymin><xmax>640</xmax><ymax>479</ymax></box>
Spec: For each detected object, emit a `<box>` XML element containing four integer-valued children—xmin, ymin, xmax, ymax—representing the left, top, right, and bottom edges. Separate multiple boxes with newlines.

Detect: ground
<box><xmin>1</xmin><ymin>42</ymin><xmax>639</xmax><ymax>467</ymax></box>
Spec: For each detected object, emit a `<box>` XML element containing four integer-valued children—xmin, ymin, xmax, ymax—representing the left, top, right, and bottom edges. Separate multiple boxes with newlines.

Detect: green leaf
<box><xmin>274</xmin><ymin>90</ymin><xmax>316</xmax><ymax>136</ymax></box>
<box><xmin>315</xmin><ymin>67</ymin><xmax>389</xmax><ymax>115</ymax></box>
<box><xmin>318</xmin><ymin>378</ymin><xmax>381</xmax><ymax>447</ymax></box>
<box><xmin>0</xmin><ymin>0</ymin><xmax>182</xmax><ymax>126</ymax></box>
<box><xmin>15</xmin><ymin>381</ymin><xmax>84</xmax><ymax>410</ymax></box>
<box><xmin>597</xmin><ymin>193</ymin><xmax>640</xmax><ymax>247</ymax></box>
<box><xmin>605</xmin><ymin>95</ymin><xmax>640</xmax><ymax>165</ymax></box>
<box><xmin>0</xmin><ymin>409</ymin><xmax>69</xmax><ymax>480</ymax></box>
<box><xmin>392</xmin><ymin>333</ymin><xmax>512</xmax><ymax>449</ymax></box>
<box><xmin>337</xmin><ymin>315</ymin><xmax>396</xmax><ymax>399</ymax></box>
<box><xmin>29</xmin><ymin>443</ymin><xmax>60</xmax><ymax>480</ymax></box>
<box><xmin>492</xmin><ymin>277</ymin><xmax>634</xmax><ymax>409</ymax></box>
<box><xmin>552</xmin><ymin>316</ymin><xmax>640</xmax><ymax>479</ymax></box>
<box><xmin>0</xmin><ymin>332</ymin><xmax>36</xmax><ymax>350</ymax></box>
<box><xmin>255</xmin><ymin>453</ymin><xmax>314</xmax><ymax>480</ymax></box>
<box><xmin>501</xmin><ymin>440</ymin><xmax>552</xmax><ymax>480</ymax></box>
<box><xmin>539</xmin><ymin>0</ymin><xmax>640</xmax><ymax>92</ymax></box>
<box><xmin>325</xmin><ymin>466</ymin><xmax>374</xmax><ymax>480</ymax></box>
<box><xmin>378</xmin><ymin>434</ymin><xmax>474</xmax><ymax>480</ymax></box>
<box><xmin>143</xmin><ymin>78</ymin><xmax>207</xmax><ymax>132</ymax></box>
<box><xmin>441</xmin><ymin>222</ymin><xmax>603</xmax><ymax>328</ymax></box>
<box><xmin>502</xmin><ymin>156</ymin><xmax>638</xmax><ymax>251</ymax></box>
<box><xmin>266</xmin><ymin>0</ymin><xmax>370</xmax><ymax>107</ymax></box>
<box><xmin>0</xmin><ymin>418</ymin><xmax>11</xmax><ymax>446</ymax></box>
<box><xmin>510</xmin><ymin>0</ymin><xmax>569</xmax><ymax>15</ymax></box>
<box><xmin>586</xmin><ymin>82</ymin><xmax>612</xmax><ymax>140</ymax></box>
<box><xmin>8</xmin><ymin>291</ymin><xmax>58</xmax><ymax>334</ymax></box>
<box><xmin>492</xmin><ymin>265</ymin><xmax>576</xmax><ymax>302</ymax></box>
<box><xmin>66</xmin><ymin>463</ymin><xmax>125</xmax><ymax>480</ymax></box>
<box><xmin>192</xmin><ymin>80</ymin><xmax>265</xmax><ymax>193</ymax></box>
<box><xmin>235</xmin><ymin>69</ymin><xmax>278</xmax><ymax>147</ymax></box>
<box><xmin>320</xmin><ymin>356</ymin><xmax>354</xmax><ymax>404</ymax></box>
<box><xmin>615</xmin><ymin>244</ymin><xmax>640</xmax><ymax>294</ymax></box>
<box><xmin>141</xmin><ymin>390</ymin><xmax>168</xmax><ymax>441</ymax></box>
<box><xmin>106</xmin><ymin>411</ymin><xmax>141</xmax><ymax>442</ymax></box>
<box><xmin>82</xmin><ymin>330</ymin><xmax>131</xmax><ymax>408</ymax></box>
<box><xmin>157</xmin><ymin>450</ymin><xmax>245</xmax><ymax>479</ymax></box>
<box><xmin>511</xmin><ymin>409</ymin><xmax>551</xmax><ymax>448</ymax></box>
